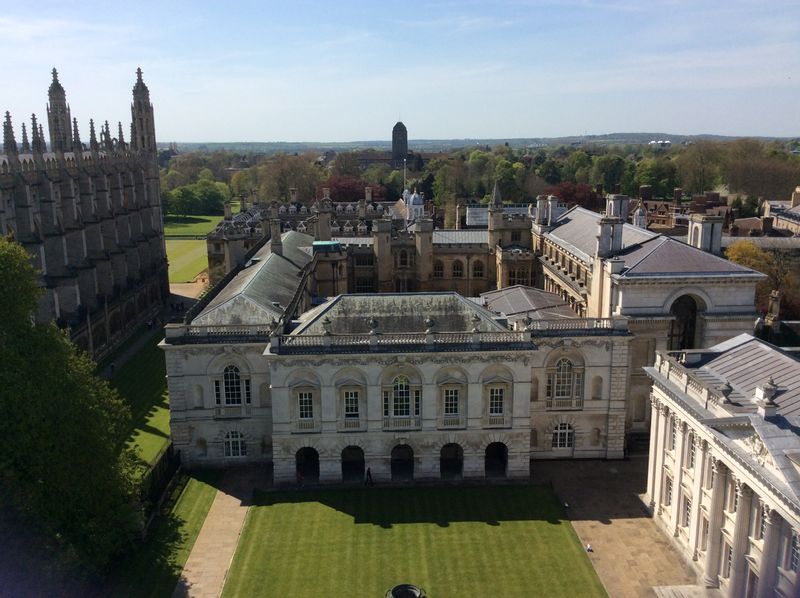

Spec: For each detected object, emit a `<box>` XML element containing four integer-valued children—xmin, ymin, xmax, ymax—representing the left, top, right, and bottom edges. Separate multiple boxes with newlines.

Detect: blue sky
<box><xmin>2</xmin><ymin>1</ymin><xmax>798</xmax><ymax>142</ymax></box>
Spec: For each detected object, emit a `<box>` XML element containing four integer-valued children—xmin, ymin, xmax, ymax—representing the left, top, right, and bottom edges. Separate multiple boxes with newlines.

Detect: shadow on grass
<box><xmin>106</xmin><ymin>469</ymin><xmax>224</xmax><ymax>598</ymax></box>
<box><xmin>251</xmin><ymin>485</ymin><xmax>564</xmax><ymax>528</ymax></box>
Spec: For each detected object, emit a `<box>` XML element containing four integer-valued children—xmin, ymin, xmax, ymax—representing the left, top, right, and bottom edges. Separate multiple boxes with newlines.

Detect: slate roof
<box><xmin>433</xmin><ymin>230</ymin><xmax>489</xmax><ymax>245</ymax></box>
<box><xmin>545</xmin><ymin>206</ymin><xmax>656</xmax><ymax>262</ymax></box>
<box><xmin>192</xmin><ymin>230</ymin><xmax>314</xmax><ymax>326</ymax></box>
<box><xmin>481</xmin><ymin>285</ymin><xmax>576</xmax><ymax>321</ymax></box>
<box><xmin>617</xmin><ymin>236</ymin><xmax>755</xmax><ymax>277</ymax></box>
<box><xmin>647</xmin><ymin>334</ymin><xmax>800</xmax><ymax>505</ymax></box>
<box><xmin>291</xmin><ymin>292</ymin><xmax>508</xmax><ymax>335</ymax></box>
<box><xmin>547</xmin><ymin>206</ymin><xmax>763</xmax><ymax>279</ymax></box>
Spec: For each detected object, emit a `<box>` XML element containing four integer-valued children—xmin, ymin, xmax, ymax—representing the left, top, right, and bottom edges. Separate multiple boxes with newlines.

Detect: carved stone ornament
<box><xmin>744</xmin><ymin>433</ymin><xmax>770</xmax><ymax>467</ymax></box>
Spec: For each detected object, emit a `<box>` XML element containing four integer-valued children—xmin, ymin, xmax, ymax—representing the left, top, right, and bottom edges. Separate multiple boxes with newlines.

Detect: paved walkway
<box><xmin>534</xmin><ymin>456</ymin><xmax>708</xmax><ymax>598</ymax></box>
<box><xmin>172</xmin><ymin>471</ymin><xmax>258</xmax><ymax>598</ymax></box>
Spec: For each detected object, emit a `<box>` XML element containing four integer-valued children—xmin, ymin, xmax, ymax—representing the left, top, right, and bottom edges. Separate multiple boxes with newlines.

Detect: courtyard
<box><xmin>220</xmin><ymin>484</ymin><xmax>605</xmax><ymax>598</ymax></box>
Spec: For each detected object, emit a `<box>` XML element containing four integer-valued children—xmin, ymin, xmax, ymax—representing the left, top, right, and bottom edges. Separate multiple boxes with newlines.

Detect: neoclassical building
<box><xmin>646</xmin><ymin>334</ymin><xmax>800</xmax><ymax>596</ymax></box>
<box><xmin>532</xmin><ymin>194</ymin><xmax>765</xmax><ymax>436</ymax></box>
<box><xmin>162</xmin><ymin>225</ymin><xmax>633</xmax><ymax>481</ymax></box>
<box><xmin>0</xmin><ymin>69</ymin><xmax>168</xmax><ymax>358</ymax></box>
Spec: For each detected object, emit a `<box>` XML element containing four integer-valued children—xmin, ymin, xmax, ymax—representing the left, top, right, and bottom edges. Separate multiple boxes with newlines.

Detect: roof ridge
<box><xmin>622</xmin><ymin>236</ymin><xmax>668</xmax><ymax>272</ymax></box>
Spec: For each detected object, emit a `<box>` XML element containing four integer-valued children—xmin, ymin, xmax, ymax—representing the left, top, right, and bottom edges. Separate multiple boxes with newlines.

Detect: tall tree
<box><xmin>0</xmin><ymin>238</ymin><xmax>140</xmax><ymax>570</ymax></box>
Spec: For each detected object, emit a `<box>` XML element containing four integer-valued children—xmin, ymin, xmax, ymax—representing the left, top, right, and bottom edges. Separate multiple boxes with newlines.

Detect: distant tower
<box><xmin>392</xmin><ymin>121</ymin><xmax>407</xmax><ymax>167</ymax></box>
<box><xmin>130</xmin><ymin>67</ymin><xmax>156</xmax><ymax>154</ymax></box>
<box><xmin>46</xmin><ymin>68</ymin><xmax>72</xmax><ymax>152</ymax></box>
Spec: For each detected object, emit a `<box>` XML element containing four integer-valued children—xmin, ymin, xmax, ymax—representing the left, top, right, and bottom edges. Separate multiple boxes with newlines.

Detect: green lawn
<box><xmin>223</xmin><ymin>485</ymin><xmax>605</xmax><ymax>598</ymax></box>
<box><xmin>164</xmin><ymin>214</ymin><xmax>222</xmax><ymax>237</ymax></box>
<box><xmin>166</xmin><ymin>239</ymin><xmax>208</xmax><ymax>283</ymax></box>
<box><xmin>110</xmin><ymin>334</ymin><xmax>171</xmax><ymax>467</ymax></box>
<box><xmin>109</xmin><ymin>470</ymin><xmax>221</xmax><ymax>598</ymax></box>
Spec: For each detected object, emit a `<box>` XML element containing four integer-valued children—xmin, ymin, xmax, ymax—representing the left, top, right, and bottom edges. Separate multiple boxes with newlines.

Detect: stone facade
<box><xmin>0</xmin><ymin>69</ymin><xmax>168</xmax><ymax>358</ymax></box>
<box><xmin>645</xmin><ymin>336</ymin><xmax>800</xmax><ymax>596</ymax></box>
<box><xmin>162</xmin><ymin>293</ymin><xmax>632</xmax><ymax>483</ymax></box>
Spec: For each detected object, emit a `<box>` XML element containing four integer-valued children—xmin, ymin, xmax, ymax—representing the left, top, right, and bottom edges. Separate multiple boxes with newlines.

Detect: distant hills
<box><xmin>163</xmin><ymin>132</ymin><xmax>796</xmax><ymax>155</ymax></box>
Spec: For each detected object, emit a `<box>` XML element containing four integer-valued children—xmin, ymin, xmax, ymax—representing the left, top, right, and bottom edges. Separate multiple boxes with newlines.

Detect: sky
<box><xmin>1</xmin><ymin>0</ymin><xmax>798</xmax><ymax>142</ymax></box>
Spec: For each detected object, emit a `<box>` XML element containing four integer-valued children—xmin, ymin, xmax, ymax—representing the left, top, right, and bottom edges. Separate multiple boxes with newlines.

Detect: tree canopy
<box><xmin>0</xmin><ymin>237</ymin><xmax>140</xmax><ymax>570</ymax></box>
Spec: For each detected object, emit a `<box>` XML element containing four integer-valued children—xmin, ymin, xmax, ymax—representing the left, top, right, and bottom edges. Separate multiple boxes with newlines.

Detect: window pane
<box><xmin>224</xmin><ymin>365</ymin><xmax>242</xmax><ymax>405</ymax></box>
<box><xmin>344</xmin><ymin>390</ymin><xmax>359</xmax><ymax>418</ymax></box>
<box><xmin>489</xmin><ymin>387</ymin><xmax>504</xmax><ymax>415</ymax></box>
<box><xmin>299</xmin><ymin>391</ymin><xmax>313</xmax><ymax>419</ymax></box>
<box><xmin>444</xmin><ymin>389</ymin><xmax>459</xmax><ymax>415</ymax></box>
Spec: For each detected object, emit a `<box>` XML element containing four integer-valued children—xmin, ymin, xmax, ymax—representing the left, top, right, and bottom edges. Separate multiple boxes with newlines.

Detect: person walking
<box><xmin>364</xmin><ymin>467</ymin><xmax>374</xmax><ymax>486</ymax></box>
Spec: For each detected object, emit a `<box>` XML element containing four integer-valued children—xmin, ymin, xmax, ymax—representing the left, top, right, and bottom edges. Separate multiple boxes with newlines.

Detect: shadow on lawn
<box><xmin>250</xmin><ymin>485</ymin><xmax>565</xmax><ymax>528</ymax></box>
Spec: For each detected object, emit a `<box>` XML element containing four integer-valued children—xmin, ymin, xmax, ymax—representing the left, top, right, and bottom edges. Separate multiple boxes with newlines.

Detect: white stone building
<box><xmin>645</xmin><ymin>334</ymin><xmax>800</xmax><ymax>596</ymax></box>
<box><xmin>162</xmin><ymin>284</ymin><xmax>631</xmax><ymax>482</ymax></box>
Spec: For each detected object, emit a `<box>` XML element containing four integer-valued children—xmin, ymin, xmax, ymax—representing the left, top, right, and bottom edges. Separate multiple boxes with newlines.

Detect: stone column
<box><xmin>670</xmin><ymin>418</ymin><xmax>687</xmax><ymax>535</ymax></box>
<box><xmin>688</xmin><ymin>438</ymin><xmax>709</xmax><ymax>560</ymax></box>
<box><xmin>729</xmin><ymin>480</ymin><xmax>753</xmax><ymax>596</ymax></box>
<box><xmin>646</xmin><ymin>394</ymin><xmax>661</xmax><ymax>507</ymax></box>
<box><xmin>653</xmin><ymin>404</ymin><xmax>670</xmax><ymax>514</ymax></box>
<box><xmin>757</xmin><ymin>506</ymin><xmax>782</xmax><ymax>598</ymax></box>
<box><xmin>703</xmin><ymin>459</ymin><xmax>728</xmax><ymax>588</ymax></box>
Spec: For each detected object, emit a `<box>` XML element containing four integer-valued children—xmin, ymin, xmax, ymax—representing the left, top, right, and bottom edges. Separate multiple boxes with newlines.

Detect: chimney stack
<box><xmin>289</xmin><ymin>187</ymin><xmax>298</xmax><ymax>203</ymax></box>
<box><xmin>673</xmin><ymin>188</ymin><xmax>683</xmax><ymax>205</ymax></box>
<box><xmin>639</xmin><ymin>185</ymin><xmax>652</xmax><ymax>202</ymax></box>
<box><xmin>365</xmin><ymin>187</ymin><xmax>373</xmax><ymax>202</ymax></box>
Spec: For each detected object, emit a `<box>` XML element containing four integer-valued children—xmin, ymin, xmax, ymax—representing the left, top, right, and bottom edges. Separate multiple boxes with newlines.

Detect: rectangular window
<box><xmin>664</xmin><ymin>477</ymin><xmax>673</xmax><ymax>507</ymax></box>
<box><xmin>701</xmin><ymin>518</ymin><xmax>709</xmax><ymax>550</ymax></box>
<box><xmin>489</xmin><ymin>388</ymin><xmax>504</xmax><ymax>415</ymax></box>
<box><xmin>298</xmin><ymin>392</ymin><xmax>313</xmax><ymax>420</ymax></box>
<box><xmin>760</xmin><ymin>508</ymin><xmax>767</xmax><ymax>540</ymax></box>
<box><xmin>683</xmin><ymin>496</ymin><xmax>692</xmax><ymax>527</ymax></box>
<box><xmin>688</xmin><ymin>437</ymin><xmax>696</xmax><ymax>469</ymax></box>
<box><xmin>414</xmin><ymin>389</ymin><xmax>421</xmax><ymax>417</ymax></box>
<box><xmin>244</xmin><ymin>379</ymin><xmax>251</xmax><ymax>405</ymax></box>
<box><xmin>344</xmin><ymin>391</ymin><xmax>359</xmax><ymax>418</ymax></box>
<box><xmin>214</xmin><ymin>380</ymin><xmax>221</xmax><ymax>405</ymax></box>
<box><xmin>723</xmin><ymin>543</ymin><xmax>733</xmax><ymax>578</ymax></box>
<box><xmin>791</xmin><ymin>532</ymin><xmax>800</xmax><ymax>572</ymax></box>
<box><xmin>444</xmin><ymin>389</ymin><xmax>459</xmax><ymax>415</ymax></box>
<box><xmin>669</xmin><ymin>418</ymin><xmax>677</xmax><ymax>451</ymax></box>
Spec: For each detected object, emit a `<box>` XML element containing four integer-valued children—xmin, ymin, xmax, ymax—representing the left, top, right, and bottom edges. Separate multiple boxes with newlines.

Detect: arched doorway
<box><xmin>341</xmin><ymin>446</ymin><xmax>365</xmax><ymax>483</ymax></box>
<box><xmin>485</xmin><ymin>442</ymin><xmax>508</xmax><ymax>478</ymax></box>
<box><xmin>391</xmin><ymin>444</ymin><xmax>414</xmax><ymax>481</ymax></box>
<box><xmin>440</xmin><ymin>443</ymin><xmax>463</xmax><ymax>480</ymax></box>
<box><xmin>296</xmin><ymin>447</ymin><xmax>319</xmax><ymax>484</ymax></box>
<box><xmin>669</xmin><ymin>295</ymin><xmax>700</xmax><ymax>350</ymax></box>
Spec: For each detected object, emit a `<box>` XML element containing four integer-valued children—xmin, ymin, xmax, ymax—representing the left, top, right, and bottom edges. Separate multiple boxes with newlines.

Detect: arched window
<box><xmin>452</xmin><ymin>260</ymin><xmax>464</xmax><ymax>278</ymax></box>
<box><xmin>215</xmin><ymin>365</ymin><xmax>251</xmax><ymax>406</ymax></box>
<box><xmin>433</xmin><ymin>260</ymin><xmax>444</xmax><ymax>278</ymax></box>
<box><xmin>382</xmin><ymin>375</ymin><xmax>421</xmax><ymax>424</ymax></box>
<box><xmin>473</xmin><ymin>260</ymin><xmax>484</xmax><ymax>278</ymax></box>
<box><xmin>545</xmin><ymin>358</ymin><xmax>584</xmax><ymax>409</ymax></box>
<box><xmin>552</xmin><ymin>423</ymin><xmax>574</xmax><ymax>449</ymax></box>
<box><xmin>224</xmin><ymin>431</ymin><xmax>247</xmax><ymax>457</ymax></box>
<box><xmin>399</xmin><ymin>250</ymin><xmax>408</xmax><ymax>268</ymax></box>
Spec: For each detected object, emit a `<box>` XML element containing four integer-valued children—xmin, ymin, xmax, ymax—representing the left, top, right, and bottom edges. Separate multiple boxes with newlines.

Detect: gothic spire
<box><xmin>39</xmin><ymin>123</ymin><xmax>47</xmax><ymax>152</ymax></box>
<box><xmin>20</xmin><ymin>122</ymin><xmax>30</xmax><ymax>153</ymax></box>
<box><xmin>89</xmin><ymin>118</ymin><xmax>98</xmax><ymax>151</ymax></box>
<box><xmin>31</xmin><ymin>114</ymin><xmax>42</xmax><ymax>153</ymax></box>
<box><xmin>117</xmin><ymin>121</ymin><xmax>125</xmax><ymax>148</ymax></box>
<box><xmin>72</xmin><ymin>118</ymin><xmax>81</xmax><ymax>150</ymax></box>
<box><xmin>49</xmin><ymin>67</ymin><xmax>64</xmax><ymax>94</ymax></box>
<box><xmin>103</xmin><ymin>120</ymin><xmax>112</xmax><ymax>150</ymax></box>
<box><xmin>490</xmin><ymin>180</ymin><xmax>503</xmax><ymax>210</ymax></box>
<box><xmin>3</xmin><ymin>111</ymin><xmax>17</xmax><ymax>155</ymax></box>
<box><xmin>132</xmin><ymin>66</ymin><xmax>149</xmax><ymax>97</ymax></box>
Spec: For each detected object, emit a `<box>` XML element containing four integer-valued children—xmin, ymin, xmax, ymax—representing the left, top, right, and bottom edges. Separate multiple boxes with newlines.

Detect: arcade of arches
<box><xmin>285</xmin><ymin>440</ymin><xmax>523</xmax><ymax>483</ymax></box>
